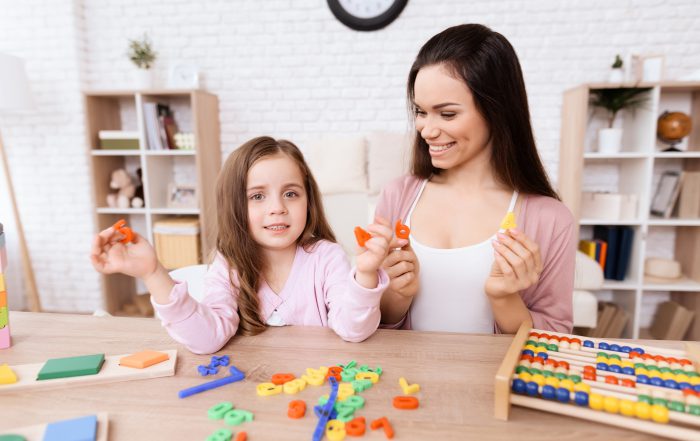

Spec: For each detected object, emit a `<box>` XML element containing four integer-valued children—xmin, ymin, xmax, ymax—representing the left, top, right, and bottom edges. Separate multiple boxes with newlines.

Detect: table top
<box><xmin>0</xmin><ymin>312</ymin><xmax>682</xmax><ymax>440</ymax></box>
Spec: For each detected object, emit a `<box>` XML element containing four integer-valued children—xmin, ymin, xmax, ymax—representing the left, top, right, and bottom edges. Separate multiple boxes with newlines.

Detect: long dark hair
<box><xmin>407</xmin><ymin>23</ymin><xmax>559</xmax><ymax>199</ymax></box>
<box><xmin>215</xmin><ymin>136</ymin><xmax>336</xmax><ymax>335</ymax></box>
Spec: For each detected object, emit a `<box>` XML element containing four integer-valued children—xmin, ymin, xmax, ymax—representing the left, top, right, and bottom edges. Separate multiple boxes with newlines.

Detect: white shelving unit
<box><xmin>559</xmin><ymin>81</ymin><xmax>700</xmax><ymax>340</ymax></box>
<box><xmin>85</xmin><ymin>89</ymin><xmax>221</xmax><ymax>315</ymax></box>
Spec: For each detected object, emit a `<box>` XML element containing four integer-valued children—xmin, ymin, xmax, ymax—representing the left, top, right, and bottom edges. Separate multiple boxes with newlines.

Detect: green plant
<box><xmin>127</xmin><ymin>34</ymin><xmax>157</xmax><ymax>69</ymax></box>
<box><xmin>612</xmin><ymin>54</ymin><xmax>623</xmax><ymax>69</ymax></box>
<box><xmin>589</xmin><ymin>87</ymin><xmax>651</xmax><ymax>128</ymax></box>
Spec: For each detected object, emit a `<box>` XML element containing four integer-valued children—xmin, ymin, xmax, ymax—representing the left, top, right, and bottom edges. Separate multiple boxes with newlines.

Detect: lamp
<box><xmin>0</xmin><ymin>52</ymin><xmax>41</xmax><ymax>312</ymax></box>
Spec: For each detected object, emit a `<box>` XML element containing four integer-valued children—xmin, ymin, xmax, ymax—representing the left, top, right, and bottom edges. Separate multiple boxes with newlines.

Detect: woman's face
<box><xmin>413</xmin><ymin>63</ymin><xmax>491</xmax><ymax>171</ymax></box>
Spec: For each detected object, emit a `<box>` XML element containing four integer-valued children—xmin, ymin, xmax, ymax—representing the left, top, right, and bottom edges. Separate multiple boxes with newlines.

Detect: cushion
<box><xmin>574</xmin><ymin>250</ymin><xmax>604</xmax><ymax>290</ymax></box>
<box><xmin>366</xmin><ymin>132</ymin><xmax>412</xmax><ymax>195</ymax></box>
<box><xmin>300</xmin><ymin>135</ymin><xmax>367</xmax><ymax>194</ymax></box>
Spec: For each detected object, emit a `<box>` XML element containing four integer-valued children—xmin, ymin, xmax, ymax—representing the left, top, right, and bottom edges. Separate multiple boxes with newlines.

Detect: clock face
<box><xmin>327</xmin><ymin>0</ymin><xmax>408</xmax><ymax>31</ymax></box>
<box><xmin>168</xmin><ymin>63</ymin><xmax>200</xmax><ymax>89</ymax></box>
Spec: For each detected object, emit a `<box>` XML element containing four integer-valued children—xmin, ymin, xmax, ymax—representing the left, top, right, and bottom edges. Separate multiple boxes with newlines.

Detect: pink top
<box><xmin>375</xmin><ymin>175</ymin><xmax>576</xmax><ymax>333</ymax></box>
<box><xmin>153</xmin><ymin>240</ymin><xmax>389</xmax><ymax>354</ymax></box>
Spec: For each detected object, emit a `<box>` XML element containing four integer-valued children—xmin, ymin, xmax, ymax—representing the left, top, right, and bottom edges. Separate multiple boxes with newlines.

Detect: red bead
<box><xmin>570</xmin><ymin>338</ymin><xmax>582</xmax><ymax>345</ymax></box>
<box><xmin>629</xmin><ymin>351</ymin><xmax>642</xmax><ymax>359</ymax></box>
<box><xmin>560</xmin><ymin>336</ymin><xmax>571</xmax><ymax>343</ymax></box>
<box><xmin>679</xmin><ymin>359</ymin><xmax>692</xmax><ymax>366</ymax></box>
<box><xmin>545</xmin><ymin>359</ymin><xmax>558</xmax><ymax>367</ymax></box>
<box><xmin>583</xmin><ymin>365</ymin><xmax>596</xmax><ymax>373</ymax></box>
<box><xmin>529</xmin><ymin>332</ymin><xmax>540</xmax><ymax>338</ymax></box>
<box><xmin>558</xmin><ymin>361</ymin><xmax>570</xmax><ymax>370</ymax></box>
<box><xmin>605</xmin><ymin>375</ymin><xmax>619</xmax><ymax>385</ymax></box>
<box><xmin>550</xmin><ymin>335</ymin><xmax>561</xmax><ymax>342</ymax></box>
<box><xmin>642</xmin><ymin>353</ymin><xmax>653</xmax><ymax>360</ymax></box>
<box><xmin>621</xmin><ymin>379</ymin><xmax>635</xmax><ymax>388</ymax></box>
<box><xmin>667</xmin><ymin>357</ymin><xmax>678</xmax><ymax>364</ymax></box>
<box><xmin>520</xmin><ymin>354</ymin><xmax>534</xmax><ymax>362</ymax></box>
<box><xmin>584</xmin><ymin>372</ymin><xmax>597</xmax><ymax>381</ymax></box>
<box><xmin>535</xmin><ymin>356</ymin><xmax>547</xmax><ymax>365</ymax></box>
<box><xmin>653</xmin><ymin>355</ymin><xmax>666</xmax><ymax>363</ymax></box>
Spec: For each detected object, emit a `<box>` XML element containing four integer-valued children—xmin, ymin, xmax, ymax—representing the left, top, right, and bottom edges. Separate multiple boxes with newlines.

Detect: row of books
<box><xmin>650</xmin><ymin>301</ymin><xmax>695</xmax><ymax>340</ymax></box>
<box><xmin>143</xmin><ymin>102</ymin><xmax>179</xmax><ymax>150</ymax></box>
<box><xmin>578</xmin><ymin>225</ymin><xmax>634</xmax><ymax>281</ymax></box>
<box><xmin>576</xmin><ymin>301</ymin><xmax>629</xmax><ymax>338</ymax></box>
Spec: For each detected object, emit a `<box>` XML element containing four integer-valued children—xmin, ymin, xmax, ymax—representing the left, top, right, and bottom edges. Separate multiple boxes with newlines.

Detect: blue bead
<box><xmin>650</xmin><ymin>377</ymin><xmax>664</xmax><ymax>387</ymax></box>
<box><xmin>679</xmin><ymin>382</ymin><xmax>692</xmax><ymax>391</ymax></box>
<box><xmin>536</xmin><ymin>352</ymin><xmax>548</xmax><ymax>360</ymax></box>
<box><xmin>621</xmin><ymin>346</ymin><xmax>632</xmax><ymax>353</ymax></box>
<box><xmin>574</xmin><ymin>391</ymin><xmax>589</xmax><ymax>406</ymax></box>
<box><xmin>598</xmin><ymin>342</ymin><xmax>610</xmax><ymax>350</ymax></box>
<box><xmin>664</xmin><ymin>379</ymin><xmax>679</xmax><ymax>390</ymax></box>
<box><xmin>694</xmin><ymin>385</ymin><xmax>700</xmax><ymax>393</ymax></box>
<box><xmin>632</xmin><ymin>347</ymin><xmax>645</xmax><ymax>354</ymax></box>
<box><xmin>512</xmin><ymin>379</ymin><xmax>526</xmax><ymax>394</ymax></box>
<box><xmin>556</xmin><ymin>387</ymin><xmax>570</xmax><ymax>403</ymax></box>
<box><xmin>542</xmin><ymin>385</ymin><xmax>556</xmax><ymax>400</ymax></box>
<box><xmin>637</xmin><ymin>375</ymin><xmax>650</xmax><ymax>385</ymax></box>
<box><xmin>526</xmin><ymin>381</ymin><xmax>539</xmax><ymax>396</ymax></box>
<box><xmin>609</xmin><ymin>344</ymin><xmax>621</xmax><ymax>352</ymax></box>
<box><xmin>609</xmin><ymin>365</ymin><xmax>622</xmax><ymax>374</ymax></box>
<box><xmin>522</xmin><ymin>349</ymin><xmax>535</xmax><ymax>357</ymax></box>
<box><xmin>583</xmin><ymin>340</ymin><xmax>594</xmax><ymax>348</ymax></box>
<box><xmin>596</xmin><ymin>362</ymin><xmax>609</xmax><ymax>371</ymax></box>
<box><xmin>622</xmin><ymin>367</ymin><xmax>635</xmax><ymax>376</ymax></box>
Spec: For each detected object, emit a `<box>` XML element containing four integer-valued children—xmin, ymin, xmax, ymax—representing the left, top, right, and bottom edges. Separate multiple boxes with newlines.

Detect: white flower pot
<box><xmin>133</xmin><ymin>69</ymin><xmax>154</xmax><ymax>90</ymax></box>
<box><xmin>608</xmin><ymin>68</ymin><xmax>624</xmax><ymax>83</ymax></box>
<box><xmin>598</xmin><ymin>128</ymin><xmax>623</xmax><ymax>153</ymax></box>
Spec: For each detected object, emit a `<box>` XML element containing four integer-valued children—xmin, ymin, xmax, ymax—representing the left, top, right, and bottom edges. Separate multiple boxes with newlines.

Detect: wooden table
<box><xmin>0</xmin><ymin>312</ymin><xmax>680</xmax><ymax>440</ymax></box>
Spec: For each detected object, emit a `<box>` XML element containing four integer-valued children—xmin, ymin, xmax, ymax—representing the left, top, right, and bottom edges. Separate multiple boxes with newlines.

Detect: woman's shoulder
<box><xmin>382</xmin><ymin>174</ymin><xmax>424</xmax><ymax>196</ymax></box>
<box><xmin>522</xmin><ymin>194</ymin><xmax>575</xmax><ymax>232</ymax></box>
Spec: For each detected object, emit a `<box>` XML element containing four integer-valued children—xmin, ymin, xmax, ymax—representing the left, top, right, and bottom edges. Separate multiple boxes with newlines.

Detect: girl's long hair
<box><xmin>407</xmin><ymin>23</ymin><xmax>559</xmax><ymax>199</ymax></box>
<box><xmin>215</xmin><ymin>136</ymin><xmax>336</xmax><ymax>335</ymax></box>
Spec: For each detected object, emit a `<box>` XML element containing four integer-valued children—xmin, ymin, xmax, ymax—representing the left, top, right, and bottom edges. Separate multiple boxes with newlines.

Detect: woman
<box><xmin>376</xmin><ymin>24</ymin><xmax>575</xmax><ymax>334</ymax></box>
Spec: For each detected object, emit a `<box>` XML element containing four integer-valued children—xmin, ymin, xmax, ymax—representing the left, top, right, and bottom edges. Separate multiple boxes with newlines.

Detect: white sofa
<box><xmin>301</xmin><ymin>132</ymin><xmax>598</xmax><ymax>328</ymax></box>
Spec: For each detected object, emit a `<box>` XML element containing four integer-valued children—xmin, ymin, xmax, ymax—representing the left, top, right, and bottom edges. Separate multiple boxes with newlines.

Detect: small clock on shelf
<box><xmin>167</xmin><ymin>63</ymin><xmax>200</xmax><ymax>89</ymax></box>
<box><xmin>327</xmin><ymin>0</ymin><xmax>408</xmax><ymax>32</ymax></box>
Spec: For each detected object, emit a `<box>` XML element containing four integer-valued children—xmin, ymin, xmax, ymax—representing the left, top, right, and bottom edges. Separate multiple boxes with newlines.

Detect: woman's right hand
<box><xmin>381</xmin><ymin>238</ymin><xmax>420</xmax><ymax>298</ymax></box>
<box><xmin>90</xmin><ymin>226</ymin><xmax>159</xmax><ymax>279</ymax></box>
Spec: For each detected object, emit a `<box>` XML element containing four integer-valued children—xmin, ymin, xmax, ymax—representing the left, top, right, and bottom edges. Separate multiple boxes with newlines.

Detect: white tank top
<box><xmin>406</xmin><ymin>179</ymin><xmax>518</xmax><ymax>333</ymax></box>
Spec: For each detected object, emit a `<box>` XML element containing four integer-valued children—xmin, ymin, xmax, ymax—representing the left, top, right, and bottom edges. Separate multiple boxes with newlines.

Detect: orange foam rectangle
<box><xmin>119</xmin><ymin>350</ymin><xmax>169</xmax><ymax>369</ymax></box>
<box><xmin>0</xmin><ymin>292</ymin><xmax>7</xmax><ymax>308</ymax></box>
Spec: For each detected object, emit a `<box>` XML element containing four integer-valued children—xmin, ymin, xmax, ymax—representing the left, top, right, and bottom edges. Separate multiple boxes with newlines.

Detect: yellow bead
<box><xmin>689</xmin><ymin>377</ymin><xmax>700</xmax><ymax>386</ymax></box>
<box><xmin>531</xmin><ymin>374</ymin><xmax>546</xmax><ymax>387</ymax></box>
<box><xmin>603</xmin><ymin>396</ymin><xmax>619</xmax><ymax>414</ymax></box>
<box><xmin>574</xmin><ymin>382</ymin><xmax>591</xmax><ymax>393</ymax></box>
<box><xmin>595</xmin><ymin>356</ymin><xmax>608</xmax><ymax>364</ymax></box>
<box><xmin>635</xmin><ymin>402</ymin><xmax>651</xmax><ymax>420</ymax></box>
<box><xmin>621</xmin><ymin>360</ymin><xmax>634</xmax><ymax>369</ymax></box>
<box><xmin>636</xmin><ymin>368</ymin><xmax>649</xmax><ymax>376</ymax></box>
<box><xmin>676</xmin><ymin>374</ymin><xmax>689</xmax><ymax>383</ymax></box>
<box><xmin>651</xmin><ymin>405</ymin><xmax>669</xmax><ymax>424</ymax></box>
<box><xmin>620</xmin><ymin>400</ymin><xmax>635</xmax><ymax>417</ymax></box>
<box><xmin>545</xmin><ymin>377</ymin><xmax>560</xmax><ymax>388</ymax></box>
<box><xmin>560</xmin><ymin>379</ymin><xmax>575</xmax><ymax>392</ymax></box>
<box><xmin>519</xmin><ymin>372</ymin><xmax>532</xmax><ymax>382</ymax></box>
<box><xmin>524</xmin><ymin>344</ymin><xmax>538</xmax><ymax>352</ymax></box>
<box><xmin>589</xmin><ymin>393</ymin><xmax>604</xmax><ymax>411</ymax></box>
<box><xmin>608</xmin><ymin>359</ymin><xmax>622</xmax><ymax>367</ymax></box>
<box><xmin>661</xmin><ymin>372</ymin><xmax>674</xmax><ymax>381</ymax></box>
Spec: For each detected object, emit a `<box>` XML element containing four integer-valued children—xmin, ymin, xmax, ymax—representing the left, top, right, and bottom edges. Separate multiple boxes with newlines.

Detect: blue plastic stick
<box><xmin>312</xmin><ymin>376</ymin><xmax>338</xmax><ymax>441</ymax></box>
<box><xmin>178</xmin><ymin>364</ymin><xmax>245</xmax><ymax>399</ymax></box>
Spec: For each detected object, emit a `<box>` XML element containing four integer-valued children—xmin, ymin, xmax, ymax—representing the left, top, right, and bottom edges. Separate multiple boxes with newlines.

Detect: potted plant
<box><xmin>589</xmin><ymin>87</ymin><xmax>651</xmax><ymax>153</ymax></box>
<box><xmin>127</xmin><ymin>34</ymin><xmax>157</xmax><ymax>89</ymax></box>
<box><xmin>608</xmin><ymin>54</ymin><xmax>624</xmax><ymax>83</ymax></box>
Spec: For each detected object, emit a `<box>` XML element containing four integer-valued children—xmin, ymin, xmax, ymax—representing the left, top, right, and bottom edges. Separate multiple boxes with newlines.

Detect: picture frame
<box><xmin>167</xmin><ymin>63</ymin><xmax>200</xmax><ymax>89</ymax></box>
<box><xmin>630</xmin><ymin>53</ymin><xmax>665</xmax><ymax>82</ymax></box>
<box><xmin>650</xmin><ymin>171</ymin><xmax>682</xmax><ymax>218</ymax></box>
<box><xmin>167</xmin><ymin>183</ymin><xmax>198</xmax><ymax>209</ymax></box>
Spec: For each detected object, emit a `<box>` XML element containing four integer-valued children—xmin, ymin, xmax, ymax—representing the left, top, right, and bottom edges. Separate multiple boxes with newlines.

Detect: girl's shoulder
<box><xmin>301</xmin><ymin>239</ymin><xmax>345</xmax><ymax>258</ymax></box>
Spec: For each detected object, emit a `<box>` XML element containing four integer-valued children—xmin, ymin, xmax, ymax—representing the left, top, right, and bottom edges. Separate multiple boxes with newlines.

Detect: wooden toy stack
<box><xmin>0</xmin><ymin>222</ymin><xmax>10</xmax><ymax>349</ymax></box>
<box><xmin>496</xmin><ymin>321</ymin><xmax>700</xmax><ymax>441</ymax></box>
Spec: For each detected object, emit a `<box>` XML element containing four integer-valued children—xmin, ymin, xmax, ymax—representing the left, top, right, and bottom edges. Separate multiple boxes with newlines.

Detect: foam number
<box><xmin>355</xmin><ymin>371</ymin><xmax>378</xmax><ymax>384</ymax></box>
<box><xmin>283</xmin><ymin>378</ymin><xmax>307</xmax><ymax>394</ymax></box>
<box><xmin>345</xmin><ymin>416</ymin><xmax>366</xmax><ymax>436</ymax></box>
<box><xmin>206</xmin><ymin>429</ymin><xmax>232</xmax><ymax>441</ymax></box>
<box><xmin>288</xmin><ymin>399</ymin><xmax>306</xmax><ymax>419</ymax></box>
<box><xmin>398</xmin><ymin>377</ymin><xmax>420</xmax><ymax>395</ymax></box>
<box><xmin>336</xmin><ymin>383</ymin><xmax>355</xmax><ymax>401</ymax></box>
<box><xmin>271</xmin><ymin>373</ymin><xmax>295</xmax><ymax>385</ymax></box>
<box><xmin>112</xmin><ymin>219</ymin><xmax>134</xmax><ymax>244</ymax></box>
<box><xmin>325</xmin><ymin>419</ymin><xmax>346</xmax><ymax>441</ymax></box>
<box><xmin>256</xmin><ymin>382</ymin><xmax>282</xmax><ymax>396</ymax></box>
<box><xmin>353</xmin><ymin>227</ymin><xmax>371</xmax><ymax>247</ymax></box>
<box><xmin>350</xmin><ymin>379</ymin><xmax>372</xmax><ymax>392</ymax></box>
<box><xmin>223</xmin><ymin>409</ymin><xmax>254</xmax><ymax>426</ymax></box>
<box><xmin>0</xmin><ymin>306</ymin><xmax>7</xmax><ymax>328</ymax></box>
<box><xmin>303</xmin><ymin>367</ymin><xmax>328</xmax><ymax>386</ymax></box>
<box><xmin>208</xmin><ymin>402</ymin><xmax>234</xmax><ymax>420</ymax></box>
<box><xmin>500</xmin><ymin>211</ymin><xmax>517</xmax><ymax>231</ymax></box>
<box><xmin>395</xmin><ymin>220</ymin><xmax>410</xmax><ymax>239</ymax></box>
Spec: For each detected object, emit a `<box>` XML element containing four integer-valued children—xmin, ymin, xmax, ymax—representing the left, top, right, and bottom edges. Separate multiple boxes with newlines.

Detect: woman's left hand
<box><xmin>485</xmin><ymin>228</ymin><xmax>543</xmax><ymax>299</ymax></box>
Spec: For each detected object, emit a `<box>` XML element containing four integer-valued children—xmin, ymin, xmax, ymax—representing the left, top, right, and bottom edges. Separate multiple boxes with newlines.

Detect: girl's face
<box><xmin>413</xmin><ymin>63</ymin><xmax>491</xmax><ymax>171</ymax></box>
<box><xmin>246</xmin><ymin>153</ymin><xmax>308</xmax><ymax>254</ymax></box>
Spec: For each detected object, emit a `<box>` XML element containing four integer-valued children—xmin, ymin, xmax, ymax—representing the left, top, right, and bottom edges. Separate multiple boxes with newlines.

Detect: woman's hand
<box><xmin>90</xmin><ymin>226</ymin><xmax>159</xmax><ymax>279</ymax></box>
<box><xmin>354</xmin><ymin>217</ymin><xmax>393</xmax><ymax>288</ymax></box>
<box><xmin>485</xmin><ymin>228</ymin><xmax>542</xmax><ymax>299</ymax></box>
<box><xmin>381</xmin><ymin>238</ymin><xmax>419</xmax><ymax>298</ymax></box>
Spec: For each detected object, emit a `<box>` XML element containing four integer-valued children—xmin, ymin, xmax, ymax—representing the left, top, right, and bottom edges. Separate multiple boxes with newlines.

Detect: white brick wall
<box><xmin>1</xmin><ymin>0</ymin><xmax>699</xmax><ymax>312</ymax></box>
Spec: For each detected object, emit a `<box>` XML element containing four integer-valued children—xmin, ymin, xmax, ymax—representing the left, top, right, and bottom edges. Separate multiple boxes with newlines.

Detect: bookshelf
<box><xmin>559</xmin><ymin>81</ymin><xmax>700</xmax><ymax>340</ymax></box>
<box><xmin>85</xmin><ymin>90</ymin><xmax>221</xmax><ymax>316</ymax></box>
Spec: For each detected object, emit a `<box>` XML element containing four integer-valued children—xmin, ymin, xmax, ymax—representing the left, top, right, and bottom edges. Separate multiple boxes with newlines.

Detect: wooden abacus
<box><xmin>495</xmin><ymin>321</ymin><xmax>700</xmax><ymax>441</ymax></box>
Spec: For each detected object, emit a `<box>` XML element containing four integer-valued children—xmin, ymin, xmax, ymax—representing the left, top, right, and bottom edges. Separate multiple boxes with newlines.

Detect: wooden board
<box><xmin>0</xmin><ymin>349</ymin><xmax>176</xmax><ymax>394</ymax></box>
<box><xmin>0</xmin><ymin>412</ymin><xmax>109</xmax><ymax>440</ymax></box>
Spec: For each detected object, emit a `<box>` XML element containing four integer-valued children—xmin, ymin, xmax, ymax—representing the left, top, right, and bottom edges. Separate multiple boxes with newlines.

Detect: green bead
<box><xmin>672</xmin><ymin>369</ymin><xmax>684</xmax><ymax>375</ymax></box>
<box><xmin>659</xmin><ymin>367</ymin><xmax>671</xmax><ymax>374</ymax></box>
<box><xmin>525</xmin><ymin>340</ymin><xmax>537</xmax><ymax>346</ymax></box>
<box><xmin>542</xmin><ymin>370</ymin><xmax>554</xmax><ymax>378</ymax></box>
<box><xmin>569</xmin><ymin>375</ymin><xmax>582</xmax><ymax>383</ymax></box>
<box><xmin>608</xmin><ymin>354</ymin><xmax>621</xmax><ymax>361</ymax></box>
<box><xmin>689</xmin><ymin>405</ymin><xmax>700</xmax><ymax>416</ymax></box>
<box><xmin>529</xmin><ymin>368</ymin><xmax>542</xmax><ymax>376</ymax></box>
<box><xmin>669</xmin><ymin>401</ymin><xmax>685</xmax><ymax>412</ymax></box>
<box><xmin>686</xmin><ymin>371</ymin><xmax>699</xmax><ymax>378</ymax></box>
<box><xmin>638</xmin><ymin>395</ymin><xmax>652</xmax><ymax>404</ymax></box>
<box><xmin>634</xmin><ymin>363</ymin><xmax>646</xmax><ymax>370</ymax></box>
<box><xmin>597</xmin><ymin>352</ymin><xmax>609</xmax><ymax>359</ymax></box>
<box><xmin>652</xmin><ymin>398</ymin><xmax>669</xmax><ymax>408</ymax></box>
<box><xmin>647</xmin><ymin>365</ymin><xmax>660</xmax><ymax>372</ymax></box>
<box><xmin>536</xmin><ymin>342</ymin><xmax>548</xmax><ymax>348</ymax></box>
<box><xmin>515</xmin><ymin>366</ymin><xmax>529</xmax><ymax>374</ymax></box>
<box><xmin>555</xmin><ymin>373</ymin><xmax>567</xmax><ymax>380</ymax></box>
<box><xmin>547</xmin><ymin>344</ymin><xmax>558</xmax><ymax>351</ymax></box>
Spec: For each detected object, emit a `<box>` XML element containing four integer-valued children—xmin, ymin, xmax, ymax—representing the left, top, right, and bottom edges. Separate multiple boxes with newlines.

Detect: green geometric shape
<box><xmin>36</xmin><ymin>353</ymin><xmax>105</xmax><ymax>381</ymax></box>
<box><xmin>0</xmin><ymin>307</ymin><xmax>7</xmax><ymax>327</ymax></box>
<box><xmin>0</xmin><ymin>435</ymin><xmax>27</xmax><ymax>441</ymax></box>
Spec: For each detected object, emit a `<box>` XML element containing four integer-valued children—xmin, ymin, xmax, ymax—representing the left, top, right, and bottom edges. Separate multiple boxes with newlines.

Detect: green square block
<box><xmin>37</xmin><ymin>353</ymin><xmax>105</xmax><ymax>381</ymax></box>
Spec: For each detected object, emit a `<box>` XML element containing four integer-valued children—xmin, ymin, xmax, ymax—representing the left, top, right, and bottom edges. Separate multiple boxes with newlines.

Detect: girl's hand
<box><xmin>90</xmin><ymin>226</ymin><xmax>159</xmax><ymax>279</ymax></box>
<box><xmin>485</xmin><ymin>229</ymin><xmax>542</xmax><ymax>299</ymax></box>
<box><xmin>354</xmin><ymin>217</ymin><xmax>393</xmax><ymax>288</ymax></box>
<box><xmin>381</xmin><ymin>238</ymin><xmax>419</xmax><ymax>298</ymax></box>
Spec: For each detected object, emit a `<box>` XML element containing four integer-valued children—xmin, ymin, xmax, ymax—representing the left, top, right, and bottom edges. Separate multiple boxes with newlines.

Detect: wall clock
<box><xmin>327</xmin><ymin>0</ymin><xmax>408</xmax><ymax>31</ymax></box>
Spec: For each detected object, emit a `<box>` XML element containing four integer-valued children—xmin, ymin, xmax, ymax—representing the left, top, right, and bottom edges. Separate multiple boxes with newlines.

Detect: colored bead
<box><xmin>589</xmin><ymin>393</ymin><xmax>604</xmax><ymax>411</ymax></box>
<box><xmin>574</xmin><ymin>391</ymin><xmax>589</xmax><ymax>406</ymax></box>
<box><xmin>512</xmin><ymin>379</ymin><xmax>526</xmax><ymax>394</ymax></box>
<box><xmin>608</xmin><ymin>354</ymin><xmax>622</xmax><ymax>361</ymax></box>
<box><xmin>650</xmin><ymin>377</ymin><xmax>664</xmax><ymax>387</ymax></box>
<box><xmin>637</xmin><ymin>394</ymin><xmax>652</xmax><ymax>404</ymax></box>
<box><xmin>689</xmin><ymin>405</ymin><xmax>700</xmax><ymax>416</ymax></box>
<box><xmin>634</xmin><ymin>363</ymin><xmax>646</xmax><ymax>370</ymax></box>
<box><xmin>633</xmin><ymin>347</ymin><xmax>645</xmax><ymax>354</ymax></box>
<box><xmin>559</xmin><ymin>379</ymin><xmax>575</xmax><ymax>391</ymax></box>
<box><xmin>531</xmin><ymin>361</ymin><xmax>544</xmax><ymax>370</ymax></box>
<box><xmin>529</xmin><ymin>368</ymin><xmax>542</xmax><ymax>376</ymax></box>
<box><xmin>531</xmin><ymin>374</ymin><xmax>546</xmax><ymax>387</ymax></box>
<box><xmin>536</xmin><ymin>352</ymin><xmax>548</xmax><ymax>360</ymax></box>
<box><xmin>659</xmin><ymin>367</ymin><xmax>672</xmax><ymax>374</ymax></box>
<box><xmin>605</xmin><ymin>375</ymin><xmax>619</xmax><ymax>385</ymax></box>
<box><xmin>635</xmin><ymin>402</ymin><xmax>652</xmax><ymax>420</ymax></box>
<box><xmin>598</xmin><ymin>342</ymin><xmax>610</xmax><ymax>350</ymax></box>
<box><xmin>647</xmin><ymin>365</ymin><xmax>660</xmax><ymax>372</ymax></box>
<box><xmin>574</xmin><ymin>383</ymin><xmax>591</xmax><ymax>393</ymax></box>
<box><xmin>570</xmin><ymin>375</ymin><xmax>582</xmax><ymax>384</ymax></box>
<box><xmin>526</xmin><ymin>381</ymin><xmax>539</xmax><ymax>396</ymax></box>
<box><xmin>622</xmin><ymin>367</ymin><xmax>635</xmax><ymax>376</ymax></box>
<box><xmin>652</xmin><ymin>398</ymin><xmax>669</xmax><ymax>408</ymax></box>
<box><xmin>542</xmin><ymin>385</ymin><xmax>556</xmax><ymax>400</ymax></box>
<box><xmin>596</xmin><ymin>352</ymin><xmax>609</xmax><ymax>359</ymax></box>
<box><xmin>621</xmin><ymin>379</ymin><xmax>635</xmax><ymax>388</ymax></box>
<box><xmin>608</xmin><ymin>365</ymin><xmax>622</xmax><ymax>374</ymax></box>
<box><xmin>637</xmin><ymin>374</ymin><xmax>650</xmax><ymax>385</ymax></box>
<box><xmin>620</xmin><ymin>399</ymin><xmax>635</xmax><ymax>417</ymax></box>
<box><xmin>545</xmin><ymin>377</ymin><xmax>560</xmax><ymax>388</ymax></box>
<box><xmin>583</xmin><ymin>340</ymin><xmax>594</xmax><ymax>348</ymax></box>
<box><xmin>679</xmin><ymin>382</ymin><xmax>693</xmax><ymax>391</ymax></box>
<box><xmin>547</xmin><ymin>344</ymin><xmax>558</xmax><ymax>351</ymax></box>
<box><xmin>596</xmin><ymin>362</ymin><xmax>609</xmax><ymax>372</ymax></box>
<box><xmin>668</xmin><ymin>401</ymin><xmax>685</xmax><ymax>412</ymax></box>
<box><xmin>557</xmin><ymin>361</ymin><xmax>570</xmax><ymax>370</ymax></box>
<box><xmin>559</xmin><ymin>340</ymin><xmax>570</xmax><ymax>349</ymax></box>
<box><xmin>621</xmin><ymin>346</ymin><xmax>632</xmax><ymax>353</ymax></box>
<box><xmin>515</xmin><ymin>365</ymin><xmax>528</xmax><ymax>374</ymax></box>
<box><xmin>521</xmin><ymin>349</ymin><xmax>535</xmax><ymax>357</ymax></box>
<box><xmin>609</xmin><ymin>344</ymin><xmax>621</xmax><ymax>352</ymax></box>
<box><xmin>542</xmin><ymin>370</ymin><xmax>554</xmax><ymax>378</ymax></box>
<box><xmin>583</xmin><ymin>365</ymin><xmax>596</xmax><ymax>373</ymax></box>
<box><xmin>554</xmin><ymin>372</ymin><xmax>567</xmax><ymax>380</ymax></box>
<box><xmin>556</xmin><ymin>387</ymin><xmax>570</xmax><ymax>403</ymax></box>
<box><xmin>583</xmin><ymin>371</ymin><xmax>596</xmax><ymax>381</ymax></box>
<box><xmin>664</xmin><ymin>379</ymin><xmax>679</xmax><ymax>390</ymax></box>
<box><xmin>545</xmin><ymin>359</ymin><xmax>558</xmax><ymax>367</ymax></box>
<box><xmin>651</xmin><ymin>405</ymin><xmax>669</xmax><ymax>423</ymax></box>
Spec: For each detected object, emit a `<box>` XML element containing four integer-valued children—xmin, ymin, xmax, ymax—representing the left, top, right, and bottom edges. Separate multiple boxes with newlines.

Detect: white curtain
<box><xmin>0</xmin><ymin>156</ymin><xmax>27</xmax><ymax>311</ymax></box>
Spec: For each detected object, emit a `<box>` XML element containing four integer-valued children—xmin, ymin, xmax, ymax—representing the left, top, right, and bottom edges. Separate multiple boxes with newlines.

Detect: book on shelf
<box><xmin>678</xmin><ymin>171</ymin><xmax>700</xmax><ymax>218</ymax></box>
<box><xmin>592</xmin><ymin>225</ymin><xmax>634</xmax><ymax>281</ymax></box>
<box><xmin>143</xmin><ymin>103</ymin><xmax>178</xmax><ymax>150</ymax></box>
<box><xmin>650</xmin><ymin>301</ymin><xmax>695</xmax><ymax>340</ymax></box>
<box><xmin>578</xmin><ymin>239</ymin><xmax>607</xmax><ymax>271</ymax></box>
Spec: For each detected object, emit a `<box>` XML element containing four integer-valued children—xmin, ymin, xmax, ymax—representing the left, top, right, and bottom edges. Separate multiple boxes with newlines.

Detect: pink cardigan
<box><xmin>375</xmin><ymin>175</ymin><xmax>575</xmax><ymax>333</ymax></box>
<box><xmin>153</xmin><ymin>240</ymin><xmax>388</xmax><ymax>354</ymax></box>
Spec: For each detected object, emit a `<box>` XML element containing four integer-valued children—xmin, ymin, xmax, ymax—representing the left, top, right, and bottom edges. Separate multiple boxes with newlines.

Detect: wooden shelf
<box><xmin>86</xmin><ymin>89</ymin><xmax>221</xmax><ymax>316</ymax></box>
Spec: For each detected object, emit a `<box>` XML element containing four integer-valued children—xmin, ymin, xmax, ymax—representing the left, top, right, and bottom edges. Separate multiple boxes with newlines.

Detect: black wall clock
<box><xmin>327</xmin><ymin>0</ymin><xmax>408</xmax><ymax>32</ymax></box>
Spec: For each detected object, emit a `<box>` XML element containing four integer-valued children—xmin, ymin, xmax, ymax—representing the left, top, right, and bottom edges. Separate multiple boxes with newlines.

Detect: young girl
<box><xmin>377</xmin><ymin>24</ymin><xmax>575</xmax><ymax>334</ymax></box>
<box><xmin>91</xmin><ymin>136</ymin><xmax>392</xmax><ymax>354</ymax></box>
